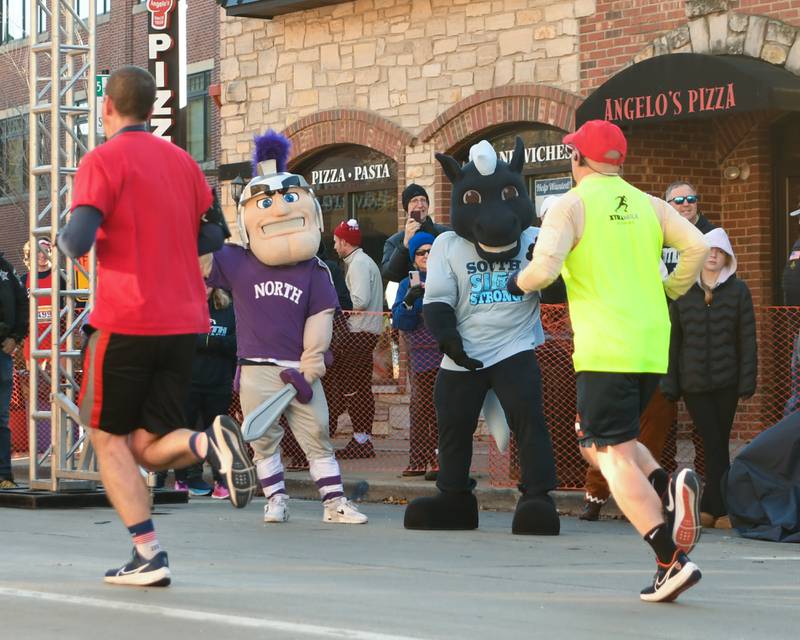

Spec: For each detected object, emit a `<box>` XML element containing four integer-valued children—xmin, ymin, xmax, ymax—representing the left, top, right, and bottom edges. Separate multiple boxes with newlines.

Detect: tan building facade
<box><xmin>217</xmin><ymin>0</ymin><xmax>800</xmax><ymax>443</ymax></box>
<box><xmin>217</xmin><ymin>0</ymin><xmax>590</xmax><ymax>261</ymax></box>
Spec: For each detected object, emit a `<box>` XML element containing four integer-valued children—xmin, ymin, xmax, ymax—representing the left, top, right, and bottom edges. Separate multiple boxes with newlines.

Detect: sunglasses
<box><xmin>669</xmin><ymin>195</ymin><xmax>699</xmax><ymax>205</ymax></box>
<box><xmin>414</xmin><ymin>249</ymin><xmax>431</xmax><ymax>256</ymax></box>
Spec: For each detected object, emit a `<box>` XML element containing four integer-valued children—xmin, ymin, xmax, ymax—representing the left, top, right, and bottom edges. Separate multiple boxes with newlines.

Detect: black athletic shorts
<box><xmin>78</xmin><ymin>327</ymin><xmax>195</xmax><ymax>436</ymax></box>
<box><xmin>575</xmin><ymin>372</ymin><xmax>661</xmax><ymax>448</ymax></box>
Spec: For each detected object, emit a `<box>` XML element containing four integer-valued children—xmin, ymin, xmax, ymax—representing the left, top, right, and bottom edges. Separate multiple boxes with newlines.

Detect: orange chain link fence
<box><xmin>9</xmin><ymin>306</ymin><xmax>797</xmax><ymax>489</ymax></box>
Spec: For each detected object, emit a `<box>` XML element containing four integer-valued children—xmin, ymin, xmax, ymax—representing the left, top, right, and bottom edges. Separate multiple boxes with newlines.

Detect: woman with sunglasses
<box><xmin>391</xmin><ymin>232</ymin><xmax>442</xmax><ymax>479</ymax></box>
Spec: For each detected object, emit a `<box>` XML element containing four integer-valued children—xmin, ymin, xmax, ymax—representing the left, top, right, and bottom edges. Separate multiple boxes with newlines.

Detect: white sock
<box><xmin>353</xmin><ymin>432</ymin><xmax>370</xmax><ymax>444</ymax></box>
<box><xmin>309</xmin><ymin>456</ymin><xmax>344</xmax><ymax>502</ymax></box>
<box><xmin>256</xmin><ymin>453</ymin><xmax>286</xmax><ymax>499</ymax></box>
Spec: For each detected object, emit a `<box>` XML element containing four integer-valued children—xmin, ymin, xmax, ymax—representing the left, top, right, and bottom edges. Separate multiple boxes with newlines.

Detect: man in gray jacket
<box><xmin>334</xmin><ymin>219</ymin><xmax>384</xmax><ymax>458</ymax></box>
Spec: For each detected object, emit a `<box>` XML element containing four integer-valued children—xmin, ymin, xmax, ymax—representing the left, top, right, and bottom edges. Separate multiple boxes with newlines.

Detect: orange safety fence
<box><xmin>8</xmin><ymin>306</ymin><xmax>795</xmax><ymax>490</ymax></box>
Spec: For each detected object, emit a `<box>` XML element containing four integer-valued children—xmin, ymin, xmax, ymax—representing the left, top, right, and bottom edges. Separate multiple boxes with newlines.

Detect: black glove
<box><xmin>403</xmin><ymin>285</ymin><xmax>425</xmax><ymax>307</ymax></box>
<box><xmin>439</xmin><ymin>332</ymin><xmax>483</xmax><ymax>371</ymax></box>
<box><xmin>506</xmin><ymin>270</ymin><xmax>525</xmax><ymax>297</ymax></box>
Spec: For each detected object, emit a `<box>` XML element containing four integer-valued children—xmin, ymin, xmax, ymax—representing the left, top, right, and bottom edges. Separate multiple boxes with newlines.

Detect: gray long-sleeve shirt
<box><xmin>423</xmin><ymin>227</ymin><xmax>545</xmax><ymax>371</ymax></box>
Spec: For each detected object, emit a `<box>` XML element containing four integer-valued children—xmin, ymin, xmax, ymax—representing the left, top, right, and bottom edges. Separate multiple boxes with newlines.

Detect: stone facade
<box><xmin>219</xmin><ymin>0</ymin><xmax>589</xmax><ymax>203</ymax></box>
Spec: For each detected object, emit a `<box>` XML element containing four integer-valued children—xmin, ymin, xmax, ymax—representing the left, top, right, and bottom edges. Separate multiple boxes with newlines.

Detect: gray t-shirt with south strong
<box><xmin>423</xmin><ymin>227</ymin><xmax>545</xmax><ymax>371</ymax></box>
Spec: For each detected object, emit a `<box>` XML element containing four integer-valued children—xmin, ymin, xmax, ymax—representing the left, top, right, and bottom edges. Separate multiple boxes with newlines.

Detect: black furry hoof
<box><xmin>404</xmin><ymin>491</ymin><xmax>478</xmax><ymax>530</ymax></box>
<box><xmin>512</xmin><ymin>493</ymin><xmax>560</xmax><ymax>535</ymax></box>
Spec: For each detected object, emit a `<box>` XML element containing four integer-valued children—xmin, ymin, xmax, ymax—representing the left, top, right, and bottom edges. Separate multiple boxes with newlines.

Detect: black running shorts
<box><xmin>575</xmin><ymin>372</ymin><xmax>661</xmax><ymax>448</ymax></box>
<box><xmin>78</xmin><ymin>327</ymin><xmax>196</xmax><ymax>436</ymax></box>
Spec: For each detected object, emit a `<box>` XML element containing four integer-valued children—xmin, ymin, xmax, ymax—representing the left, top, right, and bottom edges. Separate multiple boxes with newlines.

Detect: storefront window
<box><xmin>454</xmin><ymin>125</ymin><xmax>572</xmax><ymax>222</ymax></box>
<box><xmin>298</xmin><ymin>145</ymin><xmax>397</xmax><ymax>266</ymax></box>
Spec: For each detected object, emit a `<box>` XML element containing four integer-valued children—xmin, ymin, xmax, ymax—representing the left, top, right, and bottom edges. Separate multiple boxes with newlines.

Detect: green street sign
<box><xmin>95</xmin><ymin>74</ymin><xmax>109</xmax><ymax>97</ymax></box>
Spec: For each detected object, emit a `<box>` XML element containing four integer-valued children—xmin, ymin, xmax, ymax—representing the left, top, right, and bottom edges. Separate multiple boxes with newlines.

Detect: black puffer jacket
<box><xmin>661</xmin><ymin>275</ymin><xmax>757</xmax><ymax>399</ymax></box>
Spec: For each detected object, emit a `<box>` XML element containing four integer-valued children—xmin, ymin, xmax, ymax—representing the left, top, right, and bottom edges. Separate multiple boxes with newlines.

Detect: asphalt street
<box><xmin>0</xmin><ymin>498</ymin><xmax>798</xmax><ymax>639</ymax></box>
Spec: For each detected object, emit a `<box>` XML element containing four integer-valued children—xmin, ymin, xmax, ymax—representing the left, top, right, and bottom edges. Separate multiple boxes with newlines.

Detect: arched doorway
<box><xmin>294</xmin><ymin>144</ymin><xmax>398</xmax><ymax>267</ymax></box>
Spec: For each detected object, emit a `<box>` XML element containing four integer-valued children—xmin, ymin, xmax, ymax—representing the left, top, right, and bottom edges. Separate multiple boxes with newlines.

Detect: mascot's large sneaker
<box><xmin>205</xmin><ymin>415</ymin><xmax>257</xmax><ymax>509</ymax></box>
<box><xmin>640</xmin><ymin>552</ymin><xmax>701</xmax><ymax>603</ymax></box>
<box><xmin>512</xmin><ymin>493</ymin><xmax>560</xmax><ymax>535</ymax></box>
<box><xmin>264</xmin><ymin>494</ymin><xmax>290</xmax><ymax>523</ymax></box>
<box><xmin>664</xmin><ymin>468</ymin><xmax>702</xmax><ymax>554</ymax></box>
<box><xmin>104</xmin><ymin>549</ymin><xmax>171</xmax><ymax>587</ymax></box>
<box><xmin>323</xmin><ymin>497</ymin><xmax>368</xmax><ymax>524</ymax></box>
<box><xmin>404</xmin><ymin>491</ymin><xmax>478</xmax><ymax>530</ymax></box>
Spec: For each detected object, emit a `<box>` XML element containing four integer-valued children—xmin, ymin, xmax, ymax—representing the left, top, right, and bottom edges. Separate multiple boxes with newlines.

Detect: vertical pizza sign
<box><xmin>147</xmin><ymin>0</ymin><xmax>180</xmax><ymax>142</ymax></box>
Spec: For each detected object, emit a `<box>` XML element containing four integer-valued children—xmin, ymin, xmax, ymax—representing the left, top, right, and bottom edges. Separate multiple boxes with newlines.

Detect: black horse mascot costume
<box><xmin>403</xmin><ymin>137</ymin><xmax>560</xmax><ymax>535</ymax></box>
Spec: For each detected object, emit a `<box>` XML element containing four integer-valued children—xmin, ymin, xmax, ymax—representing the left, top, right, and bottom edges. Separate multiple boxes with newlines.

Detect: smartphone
<box><xmin>409</xmin><ymin>210</ymin><xmax>422</xmax><ymax>223</ymax></box>
<box><xmin>408</xmin><ymin>270</ymin><xmax>422</xmax><ymax>287</ymax></box>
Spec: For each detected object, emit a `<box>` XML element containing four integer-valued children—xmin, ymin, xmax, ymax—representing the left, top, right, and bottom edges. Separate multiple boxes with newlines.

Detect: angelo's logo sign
<box><xmin>146</xmin><ymin>0</ymin><xmax>175</xmax><ymax>30</ymax></box>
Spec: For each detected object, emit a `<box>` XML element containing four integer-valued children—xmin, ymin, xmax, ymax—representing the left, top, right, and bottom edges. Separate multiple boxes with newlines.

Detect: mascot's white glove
<box><xmin>299</xmin><ymin>308</ymin><xmax>334</xmax><ymax>384</ymax></box>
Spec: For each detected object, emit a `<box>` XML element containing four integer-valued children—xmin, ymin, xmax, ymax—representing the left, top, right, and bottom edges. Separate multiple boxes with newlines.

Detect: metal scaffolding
<box><xmin>27</xmin><ymin>0</ymin><xmax>96</xmax><ymax>491</ymax></box>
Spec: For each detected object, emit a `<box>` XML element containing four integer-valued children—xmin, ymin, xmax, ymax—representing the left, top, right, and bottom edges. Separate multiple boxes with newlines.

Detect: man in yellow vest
<box><xmin>508</xmin><ymin>120</ymin><xmax>709</xmax><ymax>603</ymax></box>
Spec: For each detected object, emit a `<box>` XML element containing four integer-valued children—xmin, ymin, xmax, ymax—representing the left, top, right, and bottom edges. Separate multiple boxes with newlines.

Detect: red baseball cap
<box><xmin>563</xmin><ymin>120</ymin><xmax>627</xmax><ymax>166</ymax></box>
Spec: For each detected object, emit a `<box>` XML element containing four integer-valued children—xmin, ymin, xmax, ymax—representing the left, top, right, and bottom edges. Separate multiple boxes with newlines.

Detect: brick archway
<box><xmin>619</xmin><ymin>12</ymin><xmax>800</xmax><ymax>162</ymax></box>
<box><xmin>419</xmin><ymin>84</ymin><xmax>582</xmax><ymax>222</ymax></box>
<box><xmin>282</xmin><ymin>109</ymin><xmax>414</xmax><ymax>167</ymax></box>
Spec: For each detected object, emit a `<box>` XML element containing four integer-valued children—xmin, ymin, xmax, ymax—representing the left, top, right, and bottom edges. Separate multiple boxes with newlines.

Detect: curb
<box><xmin>9</xmin><ymin>458</ymin><xmax>623</xmax><ymax>518</ymax></box>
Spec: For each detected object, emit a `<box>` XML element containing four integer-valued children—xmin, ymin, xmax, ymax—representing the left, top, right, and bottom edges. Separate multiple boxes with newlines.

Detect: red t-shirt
<box><xmin>71</xmin><ymin>130</ymin><xmax>211</xmax><ymax>335</ymax></box>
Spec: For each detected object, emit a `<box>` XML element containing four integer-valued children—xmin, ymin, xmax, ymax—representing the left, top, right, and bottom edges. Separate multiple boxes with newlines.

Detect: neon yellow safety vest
<box><xmin>562</xmin><ymin>174</ymin><xmax>670</xmax><ymax>373</ymax></box>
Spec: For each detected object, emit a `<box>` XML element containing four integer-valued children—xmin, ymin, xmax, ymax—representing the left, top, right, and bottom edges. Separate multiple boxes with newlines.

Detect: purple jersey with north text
<box><xmin>207</xmin><ymin>245</ymin><xmax>338</xmax><ymax>361</ymax></box>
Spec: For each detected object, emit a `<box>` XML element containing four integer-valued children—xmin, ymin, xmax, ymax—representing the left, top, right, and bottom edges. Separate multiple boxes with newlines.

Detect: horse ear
<box><xmin>509</xmin><ymin>136</ymin><xmax>525</xmax><ymax>174</ymax></box>
<box><xmin>435</xmin><ymin>152</ymin><xmax>463</xmax><ymax>185</ymax></box>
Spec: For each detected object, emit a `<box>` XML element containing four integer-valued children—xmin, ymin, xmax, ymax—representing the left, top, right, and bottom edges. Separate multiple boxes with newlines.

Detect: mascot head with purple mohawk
<box><xmin>238</xmin><ymin>129</ymin><xmax>323</xmax><ymax>266</ymax></box>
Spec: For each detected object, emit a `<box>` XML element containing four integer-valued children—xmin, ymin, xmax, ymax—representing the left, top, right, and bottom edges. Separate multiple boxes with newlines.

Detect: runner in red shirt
<box><xmin>58</xmin><ymin>66</ymin><xmax>256</xmax><ymax>587</ymax></box>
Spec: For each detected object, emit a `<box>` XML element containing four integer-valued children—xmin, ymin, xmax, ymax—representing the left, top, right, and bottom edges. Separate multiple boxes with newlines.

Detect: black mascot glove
<box><xmin>439</xmin><ymin>331</ymin><xmax>483</xmax><ymax>371</ymax></box>
<box><xmin>403</xmin><ymin>285</ymin><xmax>425</xmax><ymax>307</ymax></box>
<box><xmin>506</xmin><ymin>270</ymin><xmax>525</xmax><ymax>297</ymax></box>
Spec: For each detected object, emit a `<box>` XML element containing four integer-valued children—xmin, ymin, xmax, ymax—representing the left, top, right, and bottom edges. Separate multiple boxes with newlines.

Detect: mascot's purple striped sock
<box><xmin>256</xmin><ymin>453</ymin><xmax>286</xmax><ymax>499</ymax></box>
<box><xmin>309</xmin><ymin>457</ymin><xmax>344</xmax><ymax>502</ymax></box>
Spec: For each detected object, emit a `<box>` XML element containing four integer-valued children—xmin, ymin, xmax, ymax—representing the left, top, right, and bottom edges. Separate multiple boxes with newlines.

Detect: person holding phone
<box><xmin>391</xmin><ymin>232</ymin><xmax>441</xmax><ymax>478</ymax></box>
<box><xmin>381</xmin><ymin>184</ymin><xmax>449</xmax><ymax>283</ymax></box>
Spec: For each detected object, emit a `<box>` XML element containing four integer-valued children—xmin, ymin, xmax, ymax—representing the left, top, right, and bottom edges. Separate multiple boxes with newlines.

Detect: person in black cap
<box><xmin>381</xmin><ymin>183</ymin><xmax>449</xmax><ymax>282</ymax></box>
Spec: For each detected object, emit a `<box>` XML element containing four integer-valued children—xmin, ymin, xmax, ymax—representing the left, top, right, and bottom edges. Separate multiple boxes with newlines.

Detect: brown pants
<box><xmin>583</xmin><ymin>386</ymin><xmax>676</xmax><ymax>503</ymax></box>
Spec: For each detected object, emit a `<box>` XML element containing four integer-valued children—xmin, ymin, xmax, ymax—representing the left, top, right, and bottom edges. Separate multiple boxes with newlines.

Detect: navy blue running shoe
<box><xmin>640</xmin><ymin>552</ymin><xmax>701</xmax><ymax>603</ymax></box>
<box><xmin>664</xmin><ymin>468</ymin><xmax>703</xmax><ymax>555</ymax></box>
<box><xmin>205</xmin><ymin>415</ymin><xmax>257</xmax><ymax>508</ymax></box>
<box><xmin>104</xmin><ymin>549</ymin><xmax>171</xmax><ymax>587</ymax></box>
